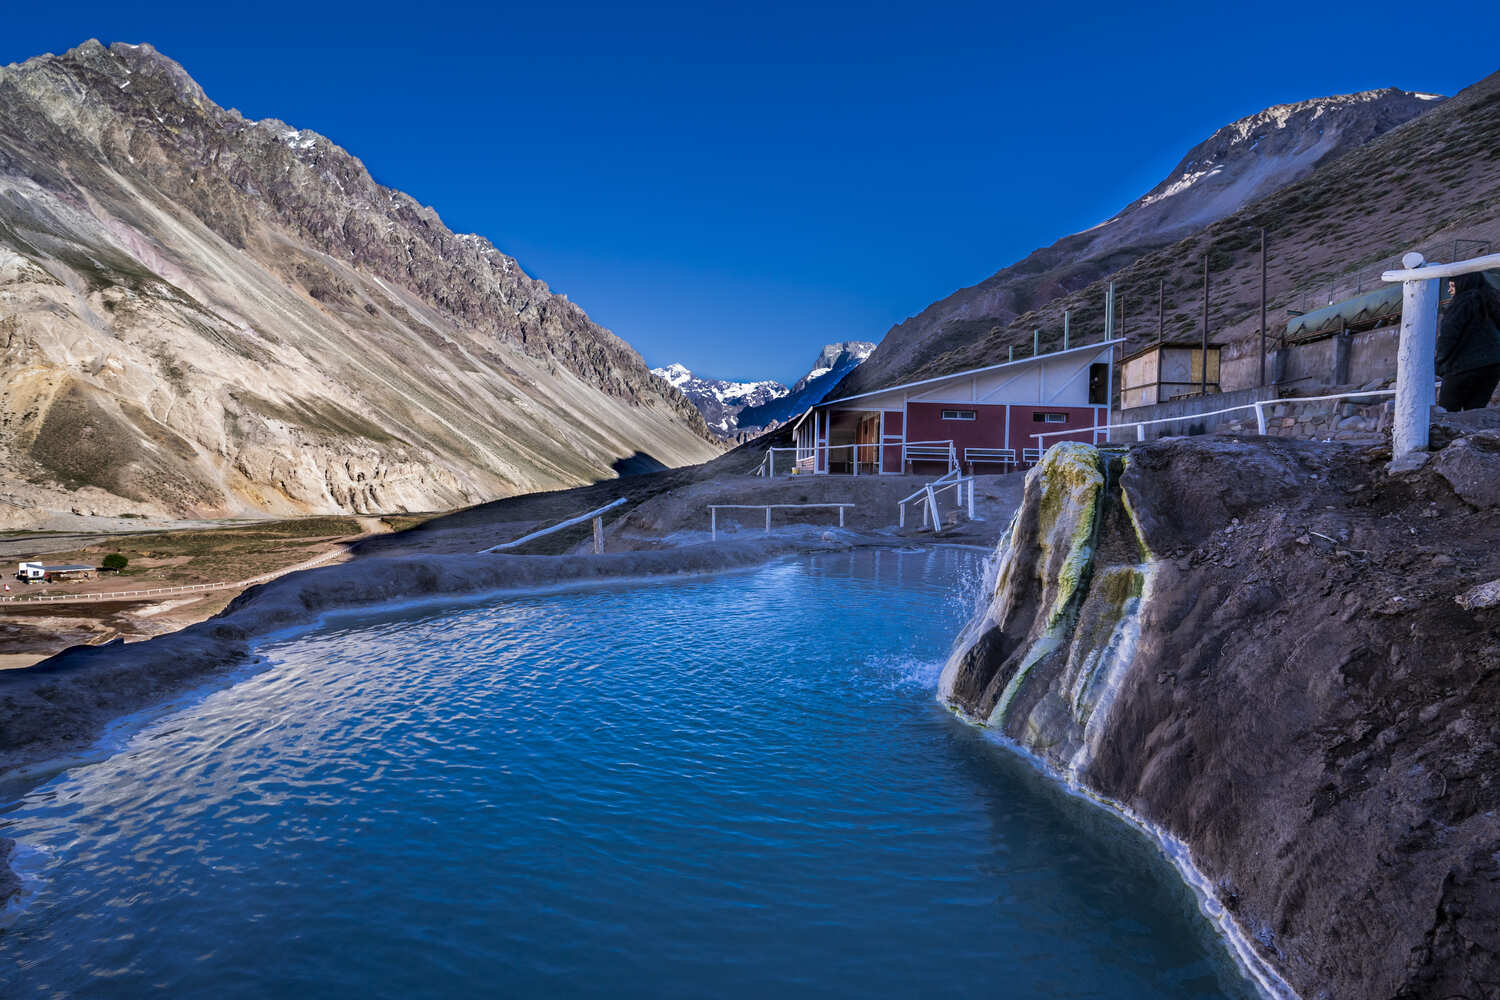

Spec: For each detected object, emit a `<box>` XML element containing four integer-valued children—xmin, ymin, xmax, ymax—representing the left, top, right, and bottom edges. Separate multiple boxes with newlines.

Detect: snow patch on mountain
<box><xmin>653</xmin><ymin>340</ymin><xmax>875</xmax><ymax>439</ymax></box>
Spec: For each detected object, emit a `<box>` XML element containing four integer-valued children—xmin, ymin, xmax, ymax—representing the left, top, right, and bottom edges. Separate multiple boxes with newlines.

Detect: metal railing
<box><xmin>708</xmin><ymin>503</ymin><xmax>855</xmax><ymax>540</ymax></box>
<box><xmin>479</xmin><ymin>497</ymin><xmax>626</xmax><ymax>554</ymax></box>
<box><xmin>755</xmin><ymin>441</ymin><xmax>912</xmax><ymax>477</ymax></box>
<box><xmin>902</xmin><ymin>440</ymin><xmax>957</xmax><ymax>473</ymax></box>
<box><xmin>1028</xmin><ymin>389</ymin><xmax>1400</xmax><ymax>452</ymax></box>
<box><xmin>897</xmin><ymin>469</ymin><xmax>977</xmax><ymax>530</ymax></box>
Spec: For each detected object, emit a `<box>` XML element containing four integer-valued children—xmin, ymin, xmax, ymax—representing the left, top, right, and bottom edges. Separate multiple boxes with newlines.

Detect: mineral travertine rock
<box><xmin>942</xmin><ymin>434</ymin><xmax>1500</xmax><ymax>999</ymax></box>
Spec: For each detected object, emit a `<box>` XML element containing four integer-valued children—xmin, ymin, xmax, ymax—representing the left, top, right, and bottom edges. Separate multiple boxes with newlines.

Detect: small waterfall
<box><xmin>937</xmin><ymin>441</ymin><xmax>1149</xmax><ymax>765</ymax></box>
<box><xmin>936</xmin><ymin>443</ymin><xmax>1298</xmax><ymax>1000</ymax></box>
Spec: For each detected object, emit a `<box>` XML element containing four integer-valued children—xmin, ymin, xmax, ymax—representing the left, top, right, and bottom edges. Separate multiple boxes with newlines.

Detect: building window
<box><xmin>941</xmin><ymin>409</ymin><xmax>976</xmax><ymax>420</ymax></box>
<box><xmin>1032</xmin><ymin>412</ymin><xmax>1068</xmax><ymax>423</ymax></box>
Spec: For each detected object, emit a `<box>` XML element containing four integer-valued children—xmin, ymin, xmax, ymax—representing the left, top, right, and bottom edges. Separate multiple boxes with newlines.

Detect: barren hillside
<box><xmin>836</xmin><ymin>84</ymin><xmax>1466</xmax><ymax>398</ymax></box>
<box><xmin>0</xmin><ymin>41</ymin><xmax>721</xmax><ymax>525</ymax></box>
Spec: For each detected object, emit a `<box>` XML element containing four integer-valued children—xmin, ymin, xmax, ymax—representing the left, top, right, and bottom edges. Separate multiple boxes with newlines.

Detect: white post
<box><xmin>900</xmin><ymin>502</ymin><xmax>906</xmax><ymax>529</ymax></box>
<box><xmin>1393</xmin><ymin>252</ymin><xmax>1440</xmax><ymax>460</ymax></box>
<box><xmin>592</xmin><ymin>516</ymin><xmax>604</xmax><ymax>554</ymax></box>
<box><xmin>926</xmin><ymin>485</ymin><xmax>940</xmax><ymax>532</ymax></box>
<box><xmin>967</xmin><ymin>479</ymin><xmax>975</xmax><ymax>520</ymax></box>
<box><xmin>839</xmin><ymin>506</ymin><xmax>845</xmax><ymax>528</ymax></box>
<box><xmin>765</xmin><ymin>506</ymin><xmax>772</xmax><ymax>534</ymax></box>
<box><xmin>852</xmin><ymin>444</ymin><xmax>858</xmax><ymax>476</ymax></box>
<box><xmin>711</xmin><ymin>508</ymin><xmax>717</xmax><ymax>541</ymax></box>
<box><xmin>1254</xmin><ymin>401</ymin><xmax>1267</xmax><ymax>435</ymax></box>
<box><xmin>1136</xmin><ymin>424</ymin><xmax>1146</xmax><ymax>442</ymax></box>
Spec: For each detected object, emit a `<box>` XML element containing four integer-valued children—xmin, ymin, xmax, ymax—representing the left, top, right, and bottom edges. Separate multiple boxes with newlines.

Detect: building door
<box><xmin>856</xmin><ymin>414</ymin><xmax>880</xmax><ymax>473</ymax></box>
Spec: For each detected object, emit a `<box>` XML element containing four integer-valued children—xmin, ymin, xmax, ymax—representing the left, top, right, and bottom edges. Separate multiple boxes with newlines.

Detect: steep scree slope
<box><xmin>0</xmin><ymin>41</ymin><xmax>719</xmax><ymax>521</ymax></box>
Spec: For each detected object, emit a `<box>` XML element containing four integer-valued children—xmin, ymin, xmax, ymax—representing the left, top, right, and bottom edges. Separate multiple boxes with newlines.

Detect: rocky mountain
<box><xmin>0</xmin><ymin>41</ymin><xmax>721</xmax><ymax>524</ymax></box>
<box><xmin>734</xmin><ymin>340</ymin><xmax>874</xmax><ymax>432</ymax></box>
<box><xmin>652</xmin><ymin>340</ymin><xmax>874</xmax><ymax>439</ymax></box>
<box><xmin>870</xmin><ymin>68</ymin><xmax>1500</xmax><ymax>396</ymax></box>
<box><xmin>649</xmin><ymin>363</ymin><xmax>787</xmax><ymax>436</ymax></box>
<box><xmin>834</xmin><ymin>87</ymin><xmax>1445</xmax><ymax>399</ymax></box>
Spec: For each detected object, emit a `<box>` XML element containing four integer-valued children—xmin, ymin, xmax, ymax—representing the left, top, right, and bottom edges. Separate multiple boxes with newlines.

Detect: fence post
<box><xmin>1253</xmin><ymin>401</ymin><xmax>1267</xmax><ymax>435</ymax></box>
<box><xmin>839</xmin><ymin>506</ymin><xmax>845</xmax><ymax>528</ymax></box>
<box><xmin>1136</xmin><ymin>424</ymin><xmax>1145</xmax><ymax>442</ymax></box>
<box><xmin>900</xmin><ymin>502</ymin><xmax>906</xmax><ymax>529</ymax></box>
<box><xmin>711</xmin><ymin>508</ymin><xmax>717</xmax><ymax>541</ymax></box>
<box><xmin>967</xmin><ymin>480</ymin><xmax>975</xmax><ymax>520</ymax></box>
<box><xmin>1392</xmin><ymin>252</ymin><xmax>1440</xmax><ymax>461</ymax></box>
<box><xmin>765</xmin><ymin>507</ymin><xmax>772</xmax><ymax>534</ymax></box>
<box><xmin>592</xmin><ymin>516</ymin><xmax>604</xmax><ymax>554</ymax></box>
<box><xmin>926</xmin><ymin>486</ymin><xmax>940</xmax><ymax>531</ymax></box>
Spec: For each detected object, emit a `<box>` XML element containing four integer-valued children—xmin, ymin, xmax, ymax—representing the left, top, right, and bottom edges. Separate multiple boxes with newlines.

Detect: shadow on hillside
<box><xmin>609</xmin><ymin>451</ymin><xmax>669</xmax><ymax>477</ymax></box>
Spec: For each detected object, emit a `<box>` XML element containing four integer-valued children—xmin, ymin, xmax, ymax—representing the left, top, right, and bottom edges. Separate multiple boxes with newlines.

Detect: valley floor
<box><xmin>0</xmin><ymin>442</ymin><xmax>1023</xmax><ymax>665</ymax></box>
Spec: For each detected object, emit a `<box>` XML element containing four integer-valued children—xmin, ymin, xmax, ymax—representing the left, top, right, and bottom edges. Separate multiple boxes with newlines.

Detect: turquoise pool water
<box><xmin>1</xmin><ymin>549</ymin><xmax>1257</xmax><ymax>998</ymax></box>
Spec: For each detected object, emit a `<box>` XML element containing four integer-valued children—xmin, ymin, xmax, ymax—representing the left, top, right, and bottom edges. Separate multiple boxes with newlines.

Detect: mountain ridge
<box><xmin>0</xmin><ymin>40</ymin><xmax>720</xmax><ymax>523</ymax></box>
<box><xmin>834</xmin><ymin>86</ymin><xmax>1446</xmax><ymax>399</ymax></box>
<box><xmin>654</xmin><ymin>340</ymin><xmax>874</xmax><ymax>439</ymax></box>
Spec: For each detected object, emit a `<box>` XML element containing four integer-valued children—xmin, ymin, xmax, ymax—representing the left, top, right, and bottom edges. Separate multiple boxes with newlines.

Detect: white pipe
<box><xmin>480</xmin><ymin>497</ymin><xmax>627</xmax><ymax>553</ymax></box>
<box><xmin>1381</xmin><ymin>250</ymin><xmax>1500</xmax><ymax>282</ymax></box>
<box><xmin>1391</xmin><ymin>252</ymin><xmax>1441</xmax><ymax>458</ymax></box>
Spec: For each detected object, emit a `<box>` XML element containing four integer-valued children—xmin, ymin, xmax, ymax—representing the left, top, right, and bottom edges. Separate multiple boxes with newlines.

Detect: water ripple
<box><xmin>1</xmin><ymin>549</ymin><xmax>1256</xmax><ymax>999</ymax></box>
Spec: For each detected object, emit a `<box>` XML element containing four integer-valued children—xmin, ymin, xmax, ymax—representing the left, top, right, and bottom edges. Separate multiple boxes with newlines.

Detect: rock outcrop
<box><xmin>941</xmin><ymin>425</ymin><xmax>1500</xmax><ymax>999</ymax></box>
<box><xmin>0</xmin><ymin>41</ymin><xmax>720</xmax><ymax>523</ymax></box>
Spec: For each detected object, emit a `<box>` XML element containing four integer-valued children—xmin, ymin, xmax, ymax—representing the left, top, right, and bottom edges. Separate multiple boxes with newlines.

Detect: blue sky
<box><xmin>4</xmin><ymin>3</ymin><xmax>1497</xmax><ymax>382</ymax></box>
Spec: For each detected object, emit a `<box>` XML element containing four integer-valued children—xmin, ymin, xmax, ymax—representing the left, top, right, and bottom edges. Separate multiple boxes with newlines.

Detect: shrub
<box><xmin>101</xmin><ymin>553</ymin><xmax>129</xmax><ymax>572</ymax></box>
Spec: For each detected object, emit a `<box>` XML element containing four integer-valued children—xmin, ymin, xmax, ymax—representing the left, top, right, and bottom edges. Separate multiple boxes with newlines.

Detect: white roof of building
<box><xmin>793</xmin><ymin>339</ymin><xmax>1124</xmax><ymax>430</ymax></box>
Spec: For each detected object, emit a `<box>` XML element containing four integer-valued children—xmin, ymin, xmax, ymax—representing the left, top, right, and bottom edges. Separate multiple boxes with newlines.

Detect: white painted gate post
<box><xmin>1392</xmin><ymin>252</ymin><xmax>1440</xmax><ymax>460</ymax></box>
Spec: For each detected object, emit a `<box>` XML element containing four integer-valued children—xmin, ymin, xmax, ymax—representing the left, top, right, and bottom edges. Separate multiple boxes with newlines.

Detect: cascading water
<box><xmin>937</xmin><ymin>442</ymin><xmax>1294</xmax><ymax>1000</ymax></box>
<box><xmin>938</xmin><ymin>442</ymin><xmax>1153</xmax><ymax>765</ymax></box>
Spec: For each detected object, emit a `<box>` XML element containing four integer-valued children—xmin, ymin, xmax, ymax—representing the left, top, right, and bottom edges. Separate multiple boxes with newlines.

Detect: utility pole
<box><xmin>1259</xmin><ymin>228</ymin><xmax>1268</xmax><ymax>387</ymax></box>
<box><xmin>1157</xmin><ymin>279</ymin><xmax>1164</xmax><ymax>345</ymax></box>
<box><xmin>1201</xmin><ymin>254</ymin><xmax>1210</xmax><ymax>396</ymax></box>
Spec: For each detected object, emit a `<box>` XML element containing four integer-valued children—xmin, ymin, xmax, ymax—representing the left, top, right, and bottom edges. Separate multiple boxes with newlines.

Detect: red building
<box><xmin>791</xmin><ymin>339</ymin><xmax>1120</xmax><ymax>475</ymax></box>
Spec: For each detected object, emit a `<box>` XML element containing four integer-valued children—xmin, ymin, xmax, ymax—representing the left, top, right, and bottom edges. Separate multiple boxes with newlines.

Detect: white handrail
<box><xmin>1029</xmin><ymin>387</ymin><xmax>1401</xmax><ymax>451</ymax></box>
<box><xmin>1380</xmin><ymin>251</ymin><xmax>1500</xmax><ymax>282</ymax></box>
<box><xmin>709</xmin><ymin>503</ymin><xmax>854</xmax><ymax>540</ymax></box>
<box><xmin>480</xmin><ymin>497</ymin><xmax>627</xmax><ymax>553</ymax></box>
<box><xmin>898</xmin><ymin>475</ymin><xmax>976</xmax><ymax>529</ymax></box>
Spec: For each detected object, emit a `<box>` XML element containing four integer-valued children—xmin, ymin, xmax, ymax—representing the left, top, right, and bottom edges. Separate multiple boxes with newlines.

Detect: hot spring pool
<box><xmin>1</xmin><ymin>548</ymin><xmax>1259</xmax><ymax>998</ymax></box>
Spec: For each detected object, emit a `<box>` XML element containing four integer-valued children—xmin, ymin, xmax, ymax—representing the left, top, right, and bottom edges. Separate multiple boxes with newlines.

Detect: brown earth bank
<box><xmin>942</xmin><ymin>410</ymin><xmax>1500</xmax><ymax>1000</ymax></box>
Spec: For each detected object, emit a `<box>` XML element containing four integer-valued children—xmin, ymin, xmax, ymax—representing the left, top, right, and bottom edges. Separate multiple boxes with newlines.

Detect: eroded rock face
<box><xmin>942</xmin><ymin>433</ymin><xmax>1500</xmax><ymax>999</ymax></box>
<box><xmin>0</xmin><ymin>41</ymin><xmax>721</xmax><ymax>520</ymax></box>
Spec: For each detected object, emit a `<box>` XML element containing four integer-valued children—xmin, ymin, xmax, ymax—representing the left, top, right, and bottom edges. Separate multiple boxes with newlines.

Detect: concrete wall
<box><xmin>1220</xmin><ymin>325</ymin><xmax>1400</xmax><ymax>393</ymax></box>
